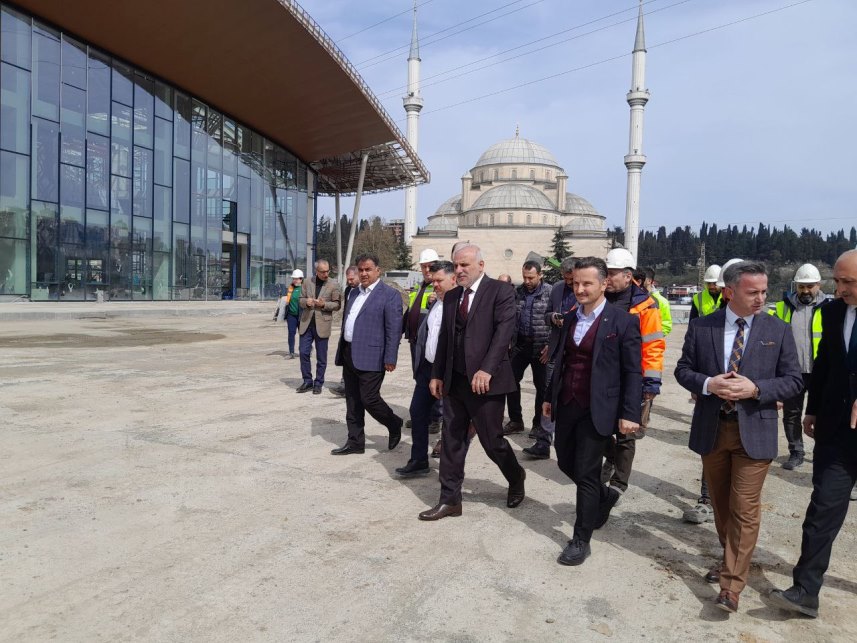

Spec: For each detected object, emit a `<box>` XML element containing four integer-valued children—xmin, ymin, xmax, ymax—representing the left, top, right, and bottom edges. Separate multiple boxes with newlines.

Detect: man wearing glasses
<box><xmin>297</xmin><ymin>259</ymin><xmax>342</xmax><ymax>394</ymax></box>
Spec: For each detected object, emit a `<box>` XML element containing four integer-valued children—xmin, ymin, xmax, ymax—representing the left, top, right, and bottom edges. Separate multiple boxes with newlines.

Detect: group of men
<box><xmin>278</xmin><ymin>243</ymin><xmax>857</xmax><ymax>619</ymax></box>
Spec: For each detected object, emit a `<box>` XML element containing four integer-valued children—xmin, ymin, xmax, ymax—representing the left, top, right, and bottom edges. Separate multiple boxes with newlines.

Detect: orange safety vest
<box><xmin>629</xmin><ymin>293</ymin><xmax>665</xmax><ymax>388</ymax></box>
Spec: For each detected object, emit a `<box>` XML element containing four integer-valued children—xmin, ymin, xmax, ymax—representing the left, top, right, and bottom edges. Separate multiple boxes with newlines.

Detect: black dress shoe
<box><xmin>594</xmin><ymin>486</ymin><xmax>621</xmax><ymax>530</ymax></box>
<box><xmin>296</xmin><ymin>382</ymin><xmax>313</xmax><ymax>393</ymax></box>
<box><xmin>715</xmin><ymin>589</ymin><xmax>739</xmax><ymax>613</ymax></box>
<box><xmin>312</xmin><ymin>385</ymin><xmax>322</xmax><ymax>395</ymax></box>
<box><xmin>558</xmin><ymin>537</ymin><xmax>591</xmax><ymax>566</ymax></box>
<box><xmin>502</xmin><ymin>420</ymin><xmax>525</xmax><ymax>435</ymax></box>
<box><xmin>388</xmin><ymin>419</ymin><xmax>403</xmax><ymax>450</ymax></box>
<box><xmin>782</xmin><ymin>453</ymin><xmax>804</xmax><ymax>470</ymax></box>
<box><xmin>770</xmin><ymin>585</ymin><xmax>819</xmax><ymax>618</ymax></box>
<box><xmin>523</xmin><ymin>441</ymin><xmax>550</xmax><ymax>460</ymax></box>
<box><xmin>329</xmin><ymin>385</ymin><xmax>346</xmax><ymax>398</ymax></box>
<box><xmin>395</xmin><ymin>460</ymin><xmax>431</xmax><ymax>477</ymax></box>
<box><xmin>418</xmin><ymin>502</ymin><xmax>462</xmax><ymax>521</ymax></box>
<box><xmin>507</xmin><ymin>469</ymin><xmax>526</xmax><ymax>508</ymax></box>
<box><xmin>330</xmin><ymin>444</ymin><xmax>365</xmax><ymax>455</ymax></box>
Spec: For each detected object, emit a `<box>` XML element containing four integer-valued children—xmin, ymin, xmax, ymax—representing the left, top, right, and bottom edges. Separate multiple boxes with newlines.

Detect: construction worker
<box><xmin>600</xmin><ymin>248</ymin><xmax>665</xmax><ymax>515</ymax></box>
<box><xmin>690</xmin><ymin>264</ymin><xmax>723</xmax><ymax>320</ymax></box>
<box><xmin>768</xmin><ymin>263</ymin><xmax>827</xmax><ymax>470</ymax></box>
<box><xmin>641</xmin><ymin>267</ymin><xmax>672</xmax><ymax>336</ymax></box>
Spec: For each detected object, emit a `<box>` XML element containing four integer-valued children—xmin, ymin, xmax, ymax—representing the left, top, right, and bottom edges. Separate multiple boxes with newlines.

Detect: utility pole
<box><xmin>698</xmin><ymin>242</ymin><xmax>706</xmax><ymax>288</ymax></box>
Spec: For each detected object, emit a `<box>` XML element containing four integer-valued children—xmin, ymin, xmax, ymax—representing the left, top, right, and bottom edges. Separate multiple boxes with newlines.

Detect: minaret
<box><xmin>403</xmin><ymin>0</ymin><xmax>423</xmax><ymax>246</ymax></box>
<box><xmin>623</xmin><ymin>0</ymin><xmax>649</xmax><ymax>262</ymax></box>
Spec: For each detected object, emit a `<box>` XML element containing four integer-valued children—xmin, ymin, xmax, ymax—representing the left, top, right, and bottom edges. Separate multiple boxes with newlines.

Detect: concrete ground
<box><xmin>1</xmin><ymin>306</ymin><xmax>855</xmax><ymax>642</ymax></box>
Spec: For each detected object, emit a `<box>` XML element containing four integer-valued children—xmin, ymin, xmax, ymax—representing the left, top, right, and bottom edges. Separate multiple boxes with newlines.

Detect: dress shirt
<box><xmin>424</xmin><ymin>301</ymin><xmax>444</xmax><ymax>364</ymax></box>
<box><xmin>573</xmin><ymin>298</ymin><xmax>606</xmax><ymax>346</ymax></box>
<box><xmin>845</xmin><ymin>304</ymin><xmax>857</xmax><ymax>353</ymax></box>
<box><xmin>702</xmin><ymin>305</ymin><xmax>756</xmax><ymax>395</ymax></box>
<box><xmin>343</xmin><ymin>280</ymin><xmax>378</xmax><ymax>342</ymax></box>
<box><xmin>459</xmin><ymin>273</ymin><xmax>485</xmax><ymax>314</ymax></box>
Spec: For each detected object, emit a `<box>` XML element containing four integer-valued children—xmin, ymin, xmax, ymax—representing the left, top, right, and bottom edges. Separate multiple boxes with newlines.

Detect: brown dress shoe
<box><xmin>705</xmin><ymin>562</ymin><xmax>722</xmax><ymax>584</ymax></box>
<box><xmin>715</xmin><ymin>589</ymin><xmax>739</xmax><ymax>613</ymax></box>
<box><xmin>418</xmin><ymin>503</ymin><xmax>462</xmax><ymax>521</ymax></box>
<box><xmin>430</xmin><ymin>439</ymin><xmax>442</xmax><ymax>458</ymax></box>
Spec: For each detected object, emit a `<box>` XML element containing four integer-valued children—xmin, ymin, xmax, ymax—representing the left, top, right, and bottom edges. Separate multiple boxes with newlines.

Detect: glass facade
<box><xmin>0</xmin><ymin>4</ymin><xmax>311</xmax><ymax>300</ymax></box>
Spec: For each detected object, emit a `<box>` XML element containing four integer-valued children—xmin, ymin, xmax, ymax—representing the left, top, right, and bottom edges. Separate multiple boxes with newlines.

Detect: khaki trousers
<box><xmin>701</xmin><ymin>417</ymin><xmax>771</xmax><ymax>593</ymax></box>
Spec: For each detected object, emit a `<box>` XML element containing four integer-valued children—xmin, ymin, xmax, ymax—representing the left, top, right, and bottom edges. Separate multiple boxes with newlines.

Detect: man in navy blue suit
<box><xmin>331</xmin><ymin>254</ymin><xmax>404</xmax><ymax>455</ymax></box>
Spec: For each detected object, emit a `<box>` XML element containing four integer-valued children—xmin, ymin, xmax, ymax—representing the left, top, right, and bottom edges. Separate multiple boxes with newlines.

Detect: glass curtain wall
<box><xmin>0</xmin><ymin>3</ymin><xmax>311</xmax><ymax>300</ymax></box>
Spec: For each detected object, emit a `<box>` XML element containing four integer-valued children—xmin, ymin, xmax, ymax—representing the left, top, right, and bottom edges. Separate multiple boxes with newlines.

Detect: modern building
<box><xmin>0</xmin><ymin>0</ymin><xmax>427</xmax><ymax>301</ymax></box>
<box><xmin>411</xmin><ymin>132</ymin><xmax>610</xmax><ymax>273</ymax></box>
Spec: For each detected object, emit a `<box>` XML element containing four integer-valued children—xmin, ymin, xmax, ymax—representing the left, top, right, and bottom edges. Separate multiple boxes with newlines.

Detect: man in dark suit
<box><xmin>543</xmin><ymin>257</ymin><xmax>642</xmax><ymax>565</ymax></box>
<box><xmin>331</xmin><ymin>254</ymin><xmax>404</xmax><ymax>455</ymax></box>
<box><xmin>418</xmin><ymin>244</ymin><xmax>526</xmax><ymax>520</ymax></box>
<box><xmin>675</xmin><ymin>261</ymin><xmax>803</xmax><ymax>613</ymax></box>
<box><xmin>771</xmin><ymin>249</ymin><xmax>857</xmax><ymax>619</ymax></box>
<box><xmin>330</xmin><ymin>266</ymin><xmax>359</xmax><ymax>398</ymax></box>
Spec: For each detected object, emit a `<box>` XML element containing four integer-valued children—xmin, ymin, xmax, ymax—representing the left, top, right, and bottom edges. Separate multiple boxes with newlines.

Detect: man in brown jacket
<box><xmin>297</xmin><ymin>260</ymin><xmax>341</xmax><ymax>394</ymax></box>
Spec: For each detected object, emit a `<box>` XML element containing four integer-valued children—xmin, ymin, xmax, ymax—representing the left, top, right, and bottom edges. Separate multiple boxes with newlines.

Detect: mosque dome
<box><xmin>472</xmin><ymin>137</ymin><xmax>562</xmax><ymax>170</ymax></box>
<box><xmin>471</xmin><ymin>184</ymin><xmax>556</xmax><ymax>212</ymax></box>
<box><xmin>432</xmin><ymin>194</ymin><xmax>462</xmax><ymax>217</ymax></box>
<box><xmin>563</xmin><ymin>193</ymin><xmax>601</xmax><ymax>218</ymax></box>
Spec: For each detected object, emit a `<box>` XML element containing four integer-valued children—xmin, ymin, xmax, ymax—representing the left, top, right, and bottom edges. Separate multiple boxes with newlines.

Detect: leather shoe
<box><xmin>594</xmin><ymin>486</ymin><xmax>621</xmax><ymax>529</ymax></box>
<box><xmin>388</xmin><ymin>418</ymin><xmax>403</xmax><ymax>450</ymax></box>
<box><xmin>330</xmin><ymin>443</ymin><xmax>364</xmax><ymax>455</ymax></box>
<box><xmin>782</xmin><ymin>453</ymin><xmax>804</xmax><ymax>470</ymax></box>
<box><xmin>507</xmin><ymin>469</ymin><xmax>526</xmax><ymax>508</ymax></box>
<box><xmin>296</xmin><ymin>382</ymin><xmax>313</xmax><ymax>393</ymax></box>
<box><xmin>430</xmin><ymin>439</ymin><xmax>442</xmax><ymax>458</ymax></box>
<box><xmin>522</xmin><ymin>441</ymin><xmax>550</xmax><ymax>459</ymax></box>
<box><xmin>395</xmin><ymin>460</ymin><xmax>430</xmax><ymax>477</ymax></box>
<box><xmin>329</xmin><ymin>385</ymin><xmax>346</xmax><ymax>398</ymax></box>
<box><xmin>770</xmin><ymin>585</ymin><xmax>819</xmax><ymax>618</ymax></box>
<box><xmin>715</xmin><ymin>589</ymin><xmax>739</xmax><ymax>613</ymax></box>
<box><xmin>704</xmin><ymin>561</ymin><xmax>722</xmax><ymax>584</ymax></box>
<box><xmin>312</xmin><ymin>385</ymin><xmax>322</xmax><ymax>395</ymax></box>
<box><xmin>502</xmin><ymin>420</ymin><xmax>525</xmax><ymax>435</ymax></box>
<box><xmin>418</xmin><ymin>502</ymin><xmax>462</xmax><ymax>521</ymax></box>
<box><xmin>558</xmin><ymin>537</ymin><xmax>591</xmax><ymax>566</ymax></box>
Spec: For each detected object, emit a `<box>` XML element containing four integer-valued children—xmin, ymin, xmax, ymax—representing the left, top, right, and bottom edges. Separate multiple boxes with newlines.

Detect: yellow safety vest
<box><xmin>407</xmin><ymin>284</ymin><xmax>434</xmax><ymax>311</ymax></box>
<box><xmin>692</xmin><ymin>289</ymin><xmax>721</xmax><ymax>316</ymax></box>
<box><xmin>768</xmin><ymin>300</ymin><xmax>823</xmax><ymax>359</ymax></box>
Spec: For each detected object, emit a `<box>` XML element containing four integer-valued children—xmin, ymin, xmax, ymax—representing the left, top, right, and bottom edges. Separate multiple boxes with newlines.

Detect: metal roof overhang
<box><xmin>14</xmin><ymin>0</ymin><xmax>429</xmax><ymax>195</ymax></box>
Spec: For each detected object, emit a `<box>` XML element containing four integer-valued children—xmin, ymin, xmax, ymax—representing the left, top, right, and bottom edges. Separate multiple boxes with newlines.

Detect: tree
<box><xmin>542</xmin><ymin>228</ymin><xmax>572</xmax><ymax>284</ymax></box>
<box><xmin>353</xmin><ymin>216</ymin><xmax>398</xmax><ymax>270</ymax></box>
<box><xmin>394</xmin><ymin>239</ymin><xmax>412</xmax><ymax>270</ymax></box>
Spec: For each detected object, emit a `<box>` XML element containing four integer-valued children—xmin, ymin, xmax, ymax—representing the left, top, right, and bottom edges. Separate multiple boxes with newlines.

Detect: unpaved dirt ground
<box><xmin>1</xmin><ymin>311</ymin><xmax>855</xmax><ymax>642</ymax></box>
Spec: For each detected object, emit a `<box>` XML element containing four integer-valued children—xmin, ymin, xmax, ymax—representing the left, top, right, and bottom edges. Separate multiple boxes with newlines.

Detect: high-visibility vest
<box><xmin>650</xmin><ymin>289</ymin><xmax>673</xmax><ymax>336</ymax></box>
<box><xmin>692</xmin><ymin>289</ymin><xmax>721</xmax><ymax>316</ymax></box>
<box><xmin>629</xmin><ymin>294</ymin><xmax>665</xmax><ymax>384</ymax></box>
<box><xmin>768</xmin><ymin>300</ymin><xmax>824</xmax><ymax>359</ymax></box>
<box><xmin>407</xmin><ymin>283</ymin><xmax>434</xmax><ymax>311</ymax></box>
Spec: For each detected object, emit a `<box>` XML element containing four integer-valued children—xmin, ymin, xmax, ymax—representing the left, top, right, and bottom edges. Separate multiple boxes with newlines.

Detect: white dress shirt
<box><xmin>702</xmin><ymin>305</ymin><xmax>756</xmax><ymax>395</ymax></box>
<box><xmin>424</xmin><ymin>301</ymin><xmax>444</xmax><ymax>364</ymax></box>
<box><xmin>573</xmin><ymin>298</ymin><xmax>606</xmax><ymax>346</ymax></box>
<box><xmin>845</xmin><ymin>304</ymin><xmax>857</xmax><ymax>352</ymax></box>
<box><xmin>343</xmin><ymin>280</ymin><xmax>378</xmax><ymax>342</ymax></box>
<box><xmin>458</xmin><ymin>273</ymin><xmax>485</xmax><ymax>313</ymax></box>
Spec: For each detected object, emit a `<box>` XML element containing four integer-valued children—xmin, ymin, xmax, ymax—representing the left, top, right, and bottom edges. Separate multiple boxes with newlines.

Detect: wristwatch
<box><xmin>752</xmin><ymin>385</ymin><xmax>761</xmax><ymax>400</ymax></box>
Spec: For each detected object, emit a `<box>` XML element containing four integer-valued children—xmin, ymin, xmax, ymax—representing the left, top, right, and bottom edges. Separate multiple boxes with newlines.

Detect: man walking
<box><xmin>543</xmin><ymin>257</ymin><xmax>642</xmax><ymax>565</ymax></box>
<box><xmin>297</xmin><ymin>260</ymin><xmax>341</xmax><ymax>394</ymax></box>
<box><xmin>769</xmin><ymin>263</ymin><xmax>827</xmax><ymax>470</ymax></box>
<box><xmin>643</xmin><ymin>267</ymin><xmax>672</xmax><ymax>336</ymax></box>
<box><xmin>330</xmin><ymin>266</ymin><xmax>359</xmax><ymax>398</ymax></box>
<box><xmin>675</xmin><ymin>260</ymin><xmax>802</xmax><ymax>613</ymax></box>
<box><xmin>331</xmin><ymin>254</ymin><xmax>404</xmax><ymax>455</ymax></box>
<box><xmin>396</xmin><ymin>261</ymin><xmax>456</xmax><ymax>477</ymax></box>
<box><xmin>771</xmin><ymin>250</ymin><xmax>857</xmax><ymax>619</ymax></box>
<box><xmin>419</xmin><ymin>244</ymin><xmax>526</xmax><ymax>520</ymax></box>
<box><xmin>504</xmin><ymin>261</ymin><xmax>552</xmax><ymax>437</ymax></box>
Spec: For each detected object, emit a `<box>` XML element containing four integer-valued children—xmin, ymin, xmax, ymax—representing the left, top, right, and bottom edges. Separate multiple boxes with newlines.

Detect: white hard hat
<box><xmin>418</xmin><ymin>248</ymin><xmax>440</xmax><ymax>265</ymax></box>
<box><xmin>794</xmin><ymin>263</ymin><xmax>821</xmax><ymax>284</ymax></box>
<box><xmin>605</xmin><ymin>248</ymin><xmax>636</xmax><ymax>270</ymax></box>
<box><xmin>716</xmin><ymin>258</ymin><xmax>744</xmax><ymax>288</ymax></box>
<box><xmin>703</xmin><ymin>264</ymin><xmax>721</xmax><ymax>283</ymax></box>
<box><xmin>291</xmin><ymin>269</ymin><xmax>304</xmax><ymax>279</ymax></box>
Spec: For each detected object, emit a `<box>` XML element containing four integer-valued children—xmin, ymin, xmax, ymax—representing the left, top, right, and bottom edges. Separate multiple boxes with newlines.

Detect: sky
<box><xmin>298</xmin><ymin>0</ymin><xmax>856</xmax><ymax>237</ymax></box>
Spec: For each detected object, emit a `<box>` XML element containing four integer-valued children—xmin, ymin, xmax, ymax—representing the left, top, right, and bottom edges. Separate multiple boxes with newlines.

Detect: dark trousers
<box><xmin>781</xmin><ymin>373</ymin><xmax>810</xmax><ymax>456</ymax></box>
<box><xmin>604</xmin><ymin>434</ymin><xmax>636</xmax><ymax>492</ymax></box>
<box><xmin>408</xmin><ymin>359</ymin><xmax>434</xmax><ymax>463</ymax></box>
<box><xmin>439</xmin><ymin>372</ymin><xmax>524</xmax><ymax>505</ymax></box>
<box><xmin>554</xmin><ymin>402</ymin><xmax>611</xmax><ymax>543</ymax></box>
<box><xmin>793</xmin><ymin>437</ymin><xmax>857</xmax><ymax>596</ymax></box>
<box><xmin>410</xmin><ymin>342</ymin><xmax>442</xmax><ymax>423</ymax></box>
<box><xmin>342</xmin><ymin>343</ymin><xmax>401</xmax><ymax>448</ymax></box>
<box><xmin>299</xmin><ymin>324</ymin><xmax>328</xmax><ymax>386</ymax></box>
<box><xmin>507</xmin><ymin>339</ymin><xmax>547</xmax><ymax>428</ymax></box>
<box><xmin>285</xmin><ymin>313</ymin><xmax>299</xmax><ymax>354</ymax></box>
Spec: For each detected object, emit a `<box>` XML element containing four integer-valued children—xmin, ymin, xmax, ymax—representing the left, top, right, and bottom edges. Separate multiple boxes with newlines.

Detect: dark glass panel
<box><xmin>237</xmin><ymin>176</ymin><xmax>250</xmax><ymax>233</ymax></box>
<box><xmin>172</xmin><ymin>222</ymin><xmax>190</xmax><ymax>295</ymax></box>
<box><xmin>59</xmin><ymin>165</ymin><xmax>85</xmax><ymax>244</ymax></box>
<box><xmin>32</xmin><ymin>118</ymin><xmax>59</xmax><ymax>202</ymax></box>
<box><xmin>32</xmin><ymin>24</ymin><xmax>60</xmax><ymax>121</ymax></box>
<box><xmin>206</xmin><ymin>107</ymin><xmax>221</xmax><ymax>169</ymax></box>
<box><xmin>1</xmin><ymin>62</ymin><xmax>30</xmax><ymax>153</ymax></box>
<box><xmin>110</xmin><ymin>101</ymin><xmax>131</xmax><ymax>177</ymax></box>
<box><xmin>152</xmin><ymin>252</ymin><xmax>169</xmax><ymax>300</ymax></box>
<box><xmin>0</xmin><ymin>237</ymin><xmax>27</xmax><ymax>294</ymax></box>
<box><xmin>110</xmin><ymin>175</ymin><xmax>131</xmax><ymax>217</ymax></box>
<box><xmin>191</xmin><ymin>194</ymin><xmax>206</xmax><ymax>229</ymax></box>
<box><xmin>173</xmin><ymin>91</ymin><xmax>191</xmax><ymax>160</ymax></box>
<box><xmin>0</xmin><ymin>150</ymin><xmax>28</xmax><ymax>238</ymax></box>
<box><xmin>297</xmin><ymin>161</ymin><xmax>307</xmax><ymax>191</ymax></box>
<box><xmin>85</xmin><ymin>209</ymin><xmax>109</xmax><ymax>252</ymax></box>
<box><xmin>60</xmin><ymin>83</ymin><xmax>85</xmax><ymax>166</ymax></box>
<box><xmin>192</xmin><ymin>160</ymin><xmax>205</xmax><ymax>194</ymax></box>
<box><xmin>153</xmin><ymin>185</ymin><xmax>170</xmax><ymax>252</ymax></box>
<box><xmin>133</xmin><ymin>73</ymin><xmax>154</xmax><ymax>148</ymax></box>
<box><xmin>206</xmin><ymin>168</ymin><xmax>221</xmax><ymax>199</ymax></box>
<box><xmin>132</xmin><ymin>146</ymin><xmax>153</xmax><ymax>218</ymax></box>
<box><xmin>86</xmin><ymin>134</ymin><xmax>109</xmax><ymax>210</ymax></box>
<box><xmin>153</xmin><ymin>117</ymin><xmax>172</xmax><ymax>186</ymax></box>
<box><xmin>61</xmin><ymin>35</ymin><xmax>86</xmax><ymax>89</ymax></box>
<box><xmin>222</xmin><ymin>170</ymin><xmax>235</xmax><ymax>201</ymax></box>
<box><xmin>132</xmin><ymin>215</ymin><xmax>152</xmax><ymax>300</ymax></box>
<box><xmin>84</xmin><ymin>209</ymin><xmax>109</xmax><ymax>299</ymax></box>
<box><xmin>173</xmin><ymin>157</ymin><xmax>189</xmax><ymax>223</ymax></box>
<box><xmin>108</xmin><ymin>208</ymin><xmax>131</xmax><ymax>300</ymax></box>
<box><xmin>223</xmin><ymin>118</ymin><xmax>237</xmax><ymax>177</ymax></box>
<box><xmin>30</xmin><ymin>201</ymin><xmax>58</xmax><ymax>299</ymax></box>
<box><xmin>112</xmin><ymin>61</ymin><xmax>133</xmax><ymax>106</ymax></box>
<box><xmin>86</xmin><ymin>50</ymin><xmax>110</xmax><ymax>134</ymax></box>
<box><xmin>191</xmin><ymin>99</ymin><xmax>206</xmax><ymax>157</ymax></box>
<box><xmin>154</xmin><ymin>81</ymin><xmax>172</xmax><ymax>120</ymax></box>
<box><xmin>295</xmin><ymin>190</ymin><xmax>307</xmax><ymax>269</ymax></box>
<box><xmin>59</xmin><ymin>243</ymin><xmax>86</xmax><ymax>299</ymax></box>
<box><xmin>1</xmin><ymin>6</ymin><xmax>31</xmax><ymax>70</ymax></box>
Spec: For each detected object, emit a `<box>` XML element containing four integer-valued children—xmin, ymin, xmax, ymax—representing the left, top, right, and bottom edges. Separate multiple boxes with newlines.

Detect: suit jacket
<box><xmin>806</xmin><ymin>299</ymin><xmax>856</xmax><ymax>442</ymax></box>
<box><xmin>431</xmin><ymin>276</ymin><xmax>517</xmax><ymax>396</ymax></box>
<box><xmin>675</xmin><ymin>308</ymin><xmax>803</xmax><ymax>459</ymax></box>
<box><xmin>412</xmin><ymin>299</ymin><xmax>437</xmax><ymax>378</ymax></box>
<box><xmin>298</xmin><ymin>277</ymin><xmax>342</xmax><ymax>338</ymax></box>
<box><xmin>544</xmin><ymin>302</ymin><xmax>642</xmax><ymax>436</ymax></box>
<box><xmin>334</xmin><ymin>280</ymin><xmax>403</xmax><ymax>372</ymax></box>
<box><xmin>543</xmin><ymin>282</ymin><xmax>577</xmax><ymax>382</ymax></box>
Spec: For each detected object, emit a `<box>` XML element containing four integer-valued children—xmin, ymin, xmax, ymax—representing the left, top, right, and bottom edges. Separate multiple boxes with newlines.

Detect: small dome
<box><xmin>432</xmin><ymin>194</ymin><xmax>462</xmax><ymax>218</ymax></box>
<box><xmin>562</xmin><ymin>216</ymin><xmax>605</xmax><ymax>233</ymax></box>
<box><xmin>471</xmin><ymin>184</ymin><xmax>555</xmax><ymax>212</ymax></box>
<box><xmin>564</xmin><ymin>193</ymin><xmax>601</xmax><ymax>217</ymax></box>
<box><xmin>473</xmin><ymin>137</ymin><xmax>562</xmax><ymax>170</ymax></box>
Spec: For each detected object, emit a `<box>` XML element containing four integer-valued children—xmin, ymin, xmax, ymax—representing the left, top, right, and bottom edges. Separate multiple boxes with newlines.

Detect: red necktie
<box><xmin>459</xmin><ymin>288</ymin><xmax>472</xmax><ymax>320</ymax></box>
